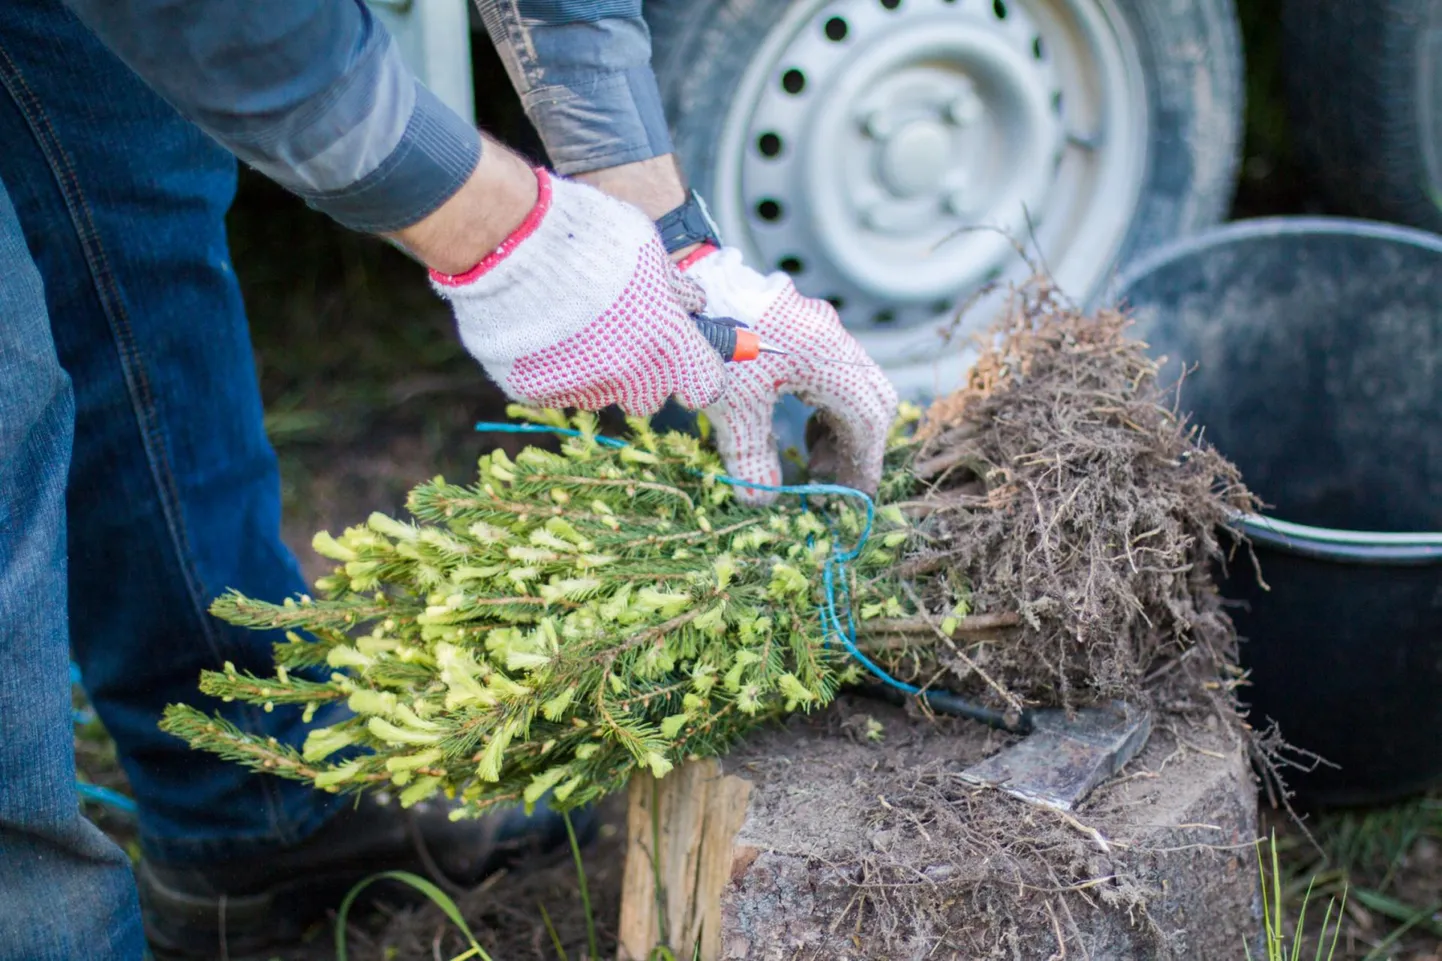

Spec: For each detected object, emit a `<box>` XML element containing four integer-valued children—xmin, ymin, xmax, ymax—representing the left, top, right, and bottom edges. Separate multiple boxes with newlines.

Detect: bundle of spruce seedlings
<box><xmin>163</xmin><ymin>279</ymin><xmax>1258</xmax><ymax>824</ymax></box>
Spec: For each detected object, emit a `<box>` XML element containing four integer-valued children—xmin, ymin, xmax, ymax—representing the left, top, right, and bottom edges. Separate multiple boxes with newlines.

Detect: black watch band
<box><xmin>654</xmin><ymin>190</ymin><xmax>722</xmax><ymax>254</ymax></box>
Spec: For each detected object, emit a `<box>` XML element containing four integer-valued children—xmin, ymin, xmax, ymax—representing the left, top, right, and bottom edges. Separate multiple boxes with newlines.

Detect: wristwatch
<box><xmin>654</xmin><ymin>190</ymin><xmax>723</xmax><ymax>254</ymax></box>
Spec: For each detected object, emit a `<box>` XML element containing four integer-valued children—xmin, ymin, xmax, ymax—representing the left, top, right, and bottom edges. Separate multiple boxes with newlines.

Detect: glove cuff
<box><xmin>429</xmin><ymin>167</ymin><xmax>552</xmax><ymax>287</ymax></box>
<box><xmin>675</xmin><ymin>242</ymin><xmax>720</xmax><ymax>273</ymax></box>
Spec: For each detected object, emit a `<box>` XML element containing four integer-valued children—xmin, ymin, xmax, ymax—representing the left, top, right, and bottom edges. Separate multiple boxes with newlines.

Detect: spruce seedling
<box><xmin>162</xmin><ymin>407</ymin><xmax>915</xmax><ymax>821</ymax></box>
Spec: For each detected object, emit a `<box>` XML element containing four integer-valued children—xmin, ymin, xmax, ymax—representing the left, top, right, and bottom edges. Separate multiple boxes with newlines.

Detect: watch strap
<box><xmin>654</xmin><ymin>190</ymin><xmax>722</xmax><ymax>254</ymax></box>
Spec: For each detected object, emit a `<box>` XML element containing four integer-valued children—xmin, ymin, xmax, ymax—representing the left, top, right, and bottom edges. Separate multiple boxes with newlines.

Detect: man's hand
<box><xmin>682</xmin><ymin>246</ymin><xmax>899</xmax><ymax>504</ymax></box>
<box><xmin>429</xmin><ymin>168</ymin><xmax>727</xmax><ymax>415</ymax></box>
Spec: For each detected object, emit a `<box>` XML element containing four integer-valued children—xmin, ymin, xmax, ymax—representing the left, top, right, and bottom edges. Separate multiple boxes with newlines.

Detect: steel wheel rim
<box><xmin>713</xmin><ymin>0</ymin><xmax>1149</xmax><ymax>393</ymax></box>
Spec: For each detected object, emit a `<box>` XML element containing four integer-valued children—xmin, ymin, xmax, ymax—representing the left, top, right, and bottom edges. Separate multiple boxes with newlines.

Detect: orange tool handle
<box><xmin>691</xmin><ymin>314</ymin><xmax>761</xmax><ymax>363</ymax></box>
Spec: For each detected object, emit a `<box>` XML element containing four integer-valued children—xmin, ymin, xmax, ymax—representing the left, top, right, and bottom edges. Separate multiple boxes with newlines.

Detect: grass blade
<box><xmin>651</xmin><ymin>779</ymin><xmax>670</xmax><ymax>949</ymax></box>
<box><xmin>1290</xmin><ymin>876</ymin><xmax>1314</xmax><ymax>961</ymax></box>
<box><xmin>1349</xmin><ymin>887</ymin><xmax>1442</xmax><ymax>937</ymax></box>
<box><xmin>564</xmin><ymin>810</ymin><xmax>601</xmax><ymax>961</ymax></box>
<box><xmin>1257</xmin><ymin>836</ymin><xmax>1277</xmax><ymax>960</ymax></box>
<box><xmin>335</xmin><ymin>870</ymin><xmax>493</xmax><ymax>961</ymax></box>
<box><xmin>1360</xmin><ymin>899</ymin><xmax>1442</xmax><ymax>961</ymax></box>
<box><xmin>1272</xmin><ymin>830</ymin><xmax>1285</xmax><ymax>960</ymax></box>
<box><xmin>539</xmin><ymin>901</ymin><xmax>568</xmax><ymax>961</ymax></box>
<box><xmin>1322</xmin><ymin>889</ymin><xmax>1346</xmax><ymax>961</ymax></box>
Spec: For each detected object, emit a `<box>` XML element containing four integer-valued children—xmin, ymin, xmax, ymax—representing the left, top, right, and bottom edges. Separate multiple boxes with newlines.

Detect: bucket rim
<box><xmin>1109</xmin><ymin>215</ymin><xmax>1442</xmax><ymax>303</ymax></box>
<box><xmin>1235</xmin><ymin>513</ymin><xmax>1442</xmax><ymax>565</ymax></box>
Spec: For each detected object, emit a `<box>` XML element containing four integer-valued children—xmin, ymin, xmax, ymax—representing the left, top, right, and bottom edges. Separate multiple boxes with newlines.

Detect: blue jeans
<box><xmin>0</xmin><ymin>2</ymin><xmax>343</xmax><ymax>955</ymax></box>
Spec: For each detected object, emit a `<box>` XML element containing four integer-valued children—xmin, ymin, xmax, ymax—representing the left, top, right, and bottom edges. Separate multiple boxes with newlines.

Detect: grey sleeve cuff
<box><xmin>301</xmin><ymin>82</ymin><xmax>481</xmax><ymax>233</ymax></box>
<box><xmin>480</xmin><ymin>12</ymin><xmax>674</xmax><ymax>175</ymax></box>
<box><xmin>523</xmin><ymin>61</ymin><xmax>673</xmax><ymax>175</ymax></box>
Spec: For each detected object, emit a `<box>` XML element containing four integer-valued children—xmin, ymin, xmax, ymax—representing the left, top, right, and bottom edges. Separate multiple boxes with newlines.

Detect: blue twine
<box><xmin>76</xmin><ymin>781</ymin><xmax>138</xmax><ymax>816</ymax></box>
<box><xmin>473</xmin><ymin>420</ymin><xmax>932</xmax><ymax>698</ymax></box>
<box><xmin>68</xmin><ymin>662</ymin><xmax>137</xmax><ymax>816</ymax></box>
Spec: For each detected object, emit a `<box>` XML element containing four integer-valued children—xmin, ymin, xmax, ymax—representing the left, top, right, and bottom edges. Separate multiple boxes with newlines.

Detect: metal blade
<box><xmin>959</xmin><ymin>701</ymin><xmax>1152</xmax><ymax>811</ymax></box>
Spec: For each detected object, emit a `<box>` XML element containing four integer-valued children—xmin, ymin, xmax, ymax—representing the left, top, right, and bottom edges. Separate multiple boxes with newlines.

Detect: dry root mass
<box><xmin>872</xmin><ymin>278</ymin><xmax>1257</xmax><ymax>721</ymax></box>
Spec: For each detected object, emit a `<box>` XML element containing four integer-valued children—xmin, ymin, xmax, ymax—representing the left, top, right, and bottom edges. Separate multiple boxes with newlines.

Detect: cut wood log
<box><xmin>616</xmin><ymin>759</ymin><xmax>752</xmax><ymax>961</ymax></box>
<box><xmin>617</xmin><ymin>697</ymin><xmax>1259</xmax><ymax>960</ymax></box>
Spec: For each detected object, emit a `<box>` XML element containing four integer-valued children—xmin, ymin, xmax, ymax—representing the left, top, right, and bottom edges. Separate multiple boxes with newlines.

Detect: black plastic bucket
<box><xmin>1111</xmin><ymin>218</ymin><xmax>1442</xmax><ymax>807</ymax></box>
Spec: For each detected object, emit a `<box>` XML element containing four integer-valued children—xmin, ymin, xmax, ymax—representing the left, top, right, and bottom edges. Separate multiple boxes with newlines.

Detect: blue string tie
<box><xmin>75</xmin><ymin>781</ymin><xmax>138</xmax><ymax>816</ymax></box>
<box><xmin>67</xmin><ymin>666</ymin><xmax>138</xmax><ymax>816</ymax></box>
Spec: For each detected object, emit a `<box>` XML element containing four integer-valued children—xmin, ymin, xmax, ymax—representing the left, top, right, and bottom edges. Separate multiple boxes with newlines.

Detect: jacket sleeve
<box><xmin>61</xmin><ymin>0</ymin><xmax>481</xmax><ymax>233</ymax></box>
<box><xmin>475</xmin><ymin>1</ymin><xmax>673</xmax><ymax>175</ymax></box>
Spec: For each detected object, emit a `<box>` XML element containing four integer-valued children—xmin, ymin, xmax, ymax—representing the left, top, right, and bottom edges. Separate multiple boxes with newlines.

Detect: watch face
<box><xmin>693</xmin><ymin>192</ymin><xmax>723</xmax><ymax>245</ymax></box>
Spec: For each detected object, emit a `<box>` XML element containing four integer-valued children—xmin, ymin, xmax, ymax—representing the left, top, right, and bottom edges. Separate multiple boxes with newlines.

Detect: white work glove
<box><xmin>681</xmin><ymin>245</ymin><xmax>899</xmax><ymax>505</ymax></box>
<box><xmin>431</xmin><ymin>169</ymin><xmax>727</xmax><ymax>415</ymax></box>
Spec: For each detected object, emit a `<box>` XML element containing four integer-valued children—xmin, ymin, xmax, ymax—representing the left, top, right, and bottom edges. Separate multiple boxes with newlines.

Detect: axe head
<box><xmin>959</xmin><ymin>701</ymin><xmax>1152</xmax><ymax>811</ymax></box>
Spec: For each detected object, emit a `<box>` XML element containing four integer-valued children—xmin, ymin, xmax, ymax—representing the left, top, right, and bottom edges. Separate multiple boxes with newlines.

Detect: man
<box><xmin>0</xmin><ymin>1</ymin><xmax>898</xmax><ymax>957</ymax></box>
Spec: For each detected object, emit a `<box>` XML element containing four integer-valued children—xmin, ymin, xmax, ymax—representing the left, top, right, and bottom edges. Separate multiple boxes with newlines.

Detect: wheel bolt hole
<box><xmin>992</xmin><ymin>0</ymin><xmax>1007</xmax><ymax>18</ymax></box>
<box><xmin>931</xmin><ymin>300</ymin><xmax>954</xmax><ymax>317</ymax></box>
<box><xmin>880</xmin><ymin>0</ymin><xmax>901</xmax><ymax>10</ymax></box>
<box><xmin>824</xmin><ymin>16</ymin><xmax>849</xmax><ymax>41</ymax></box>
<box><xmin>826</xmin><ymin>295</ymin><xmax>846</xmax><ymax>312</ymax></box>
<box><xmin>778</xmin><ymin>256</ymin><xmax>805</xmax><ymax>275</ymax></box>
<box><xmin>781</xmin><ymin>69</ymin><xmax>806</xmax><ymax>95</ymax></box>
<box><xmin>756</xmin><ymin>199</ymin><xmax>784</xmax><ymax>222</ymax></box>
<box><xmin>757</xmin><ymin>132</ymin><xmax>784</xmax><ymax>158</ymax></box>
<box><xmin>1051</xmin><ymin>91</ymin><xmax>1063</xmax><ymax>114</ymax></box>
<box><xmin>1033</xmin><ymin>36</ymin><xmax>1045</xmax><ymax>59</ymax></box>
<box><xmin>873</xmin><ymin>309</ymin><xmax>897</xmax><ymax>325</ymax></box>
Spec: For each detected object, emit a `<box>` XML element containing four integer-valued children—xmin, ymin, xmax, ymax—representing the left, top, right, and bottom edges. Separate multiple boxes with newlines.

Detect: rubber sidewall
<box><xmin>1282</xmin><ymin>0</ymin><xmax>1442</xmax><ymax>233</ymax></box>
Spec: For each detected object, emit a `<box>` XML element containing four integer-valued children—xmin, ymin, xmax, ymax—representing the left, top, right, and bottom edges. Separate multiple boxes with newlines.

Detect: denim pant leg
<box><xmin>0</xmin><ymin>176</ymin><xmax>144</xmax><ymax>961</ymax></box>
<box><xmin>0</xmin><ymin>0</ymin><xmax>341</xmax><ymax>865</ymax></box>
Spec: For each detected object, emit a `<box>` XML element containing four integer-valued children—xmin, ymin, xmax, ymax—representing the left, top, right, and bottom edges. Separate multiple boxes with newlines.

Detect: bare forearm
<box><xmin>385</xmin><ymin>137</ymin><xmax>539</xmax><ymax>276</ymax></box>
<box><xmin>572</xmin><ymin>155</ymin><xmax>687</xmax><ymax>218</ymax></box>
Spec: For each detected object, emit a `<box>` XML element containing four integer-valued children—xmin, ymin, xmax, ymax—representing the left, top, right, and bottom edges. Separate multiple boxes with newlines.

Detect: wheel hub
<box><xmin>877</xmin><ymin>118</ymin><xmax>952</xmax><ymax>199</ymax></box>
<box><xmin>713</xmin><ymin>0</ymin><xmax>1148</xmax><ymax>393</ymax></box>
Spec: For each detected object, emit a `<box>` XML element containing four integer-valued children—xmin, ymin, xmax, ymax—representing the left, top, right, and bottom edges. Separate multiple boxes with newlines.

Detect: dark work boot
<box><xmin>138</xmin><ymin>793</ymin><xmax>594</xmax><ymax>960</ymax></box>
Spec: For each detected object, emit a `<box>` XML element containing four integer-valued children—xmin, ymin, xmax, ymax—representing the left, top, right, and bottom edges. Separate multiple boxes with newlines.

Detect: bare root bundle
<box><xmin>869</xmin><ymin>278</ymin><xmax>1257</xmax><ymax>715</ymax></box>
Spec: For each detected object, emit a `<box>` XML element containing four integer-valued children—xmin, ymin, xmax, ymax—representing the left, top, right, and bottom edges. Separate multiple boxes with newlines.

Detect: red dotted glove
<box><xmin>681</xmin><ymin>245</ymin><xmax>899</xmax><ymax>505</ymax></box>
<box><xmin>431</xmin><ymin>169</ymin><xmax>726</xmax><ymax>415</ymax></box>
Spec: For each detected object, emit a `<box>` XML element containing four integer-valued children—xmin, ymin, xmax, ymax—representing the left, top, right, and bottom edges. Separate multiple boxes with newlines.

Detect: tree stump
<box><xmin>617</xmin><ymin>696</ymin><xmax>1260</xmax><ymax>960</ymax></box>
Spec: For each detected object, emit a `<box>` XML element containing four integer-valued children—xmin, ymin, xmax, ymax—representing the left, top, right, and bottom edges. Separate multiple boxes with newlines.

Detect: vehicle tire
<box><xmin>1282</xmin><ymin>0</ymin><xmax>1442</xmax><ymax>233</ymax></box>
<box><xmin>646</xmin><ymin>0</ymin><xmax>1245</xmax><ymax>396</ymax></box>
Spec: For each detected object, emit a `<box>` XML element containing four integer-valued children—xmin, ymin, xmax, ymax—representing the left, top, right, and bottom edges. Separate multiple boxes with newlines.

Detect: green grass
<box><xmin>1272</xmin><ymin>799</ymin><xmax>1442</xmax><ymax>959</ymax></box>
<box><xmin>1251</xmin><ymin>830</ymin><xmax>1346</xmax><ymax>961</ymax></box>
<box><xmin>337</xmin><ymin>871</ymin><xmax>495</xmax><ymax>961</ymax></box>
<box><xmin>337</xmin><ymin>812</ymin><xmax>602</xmax><ymax>961</ymax></box>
